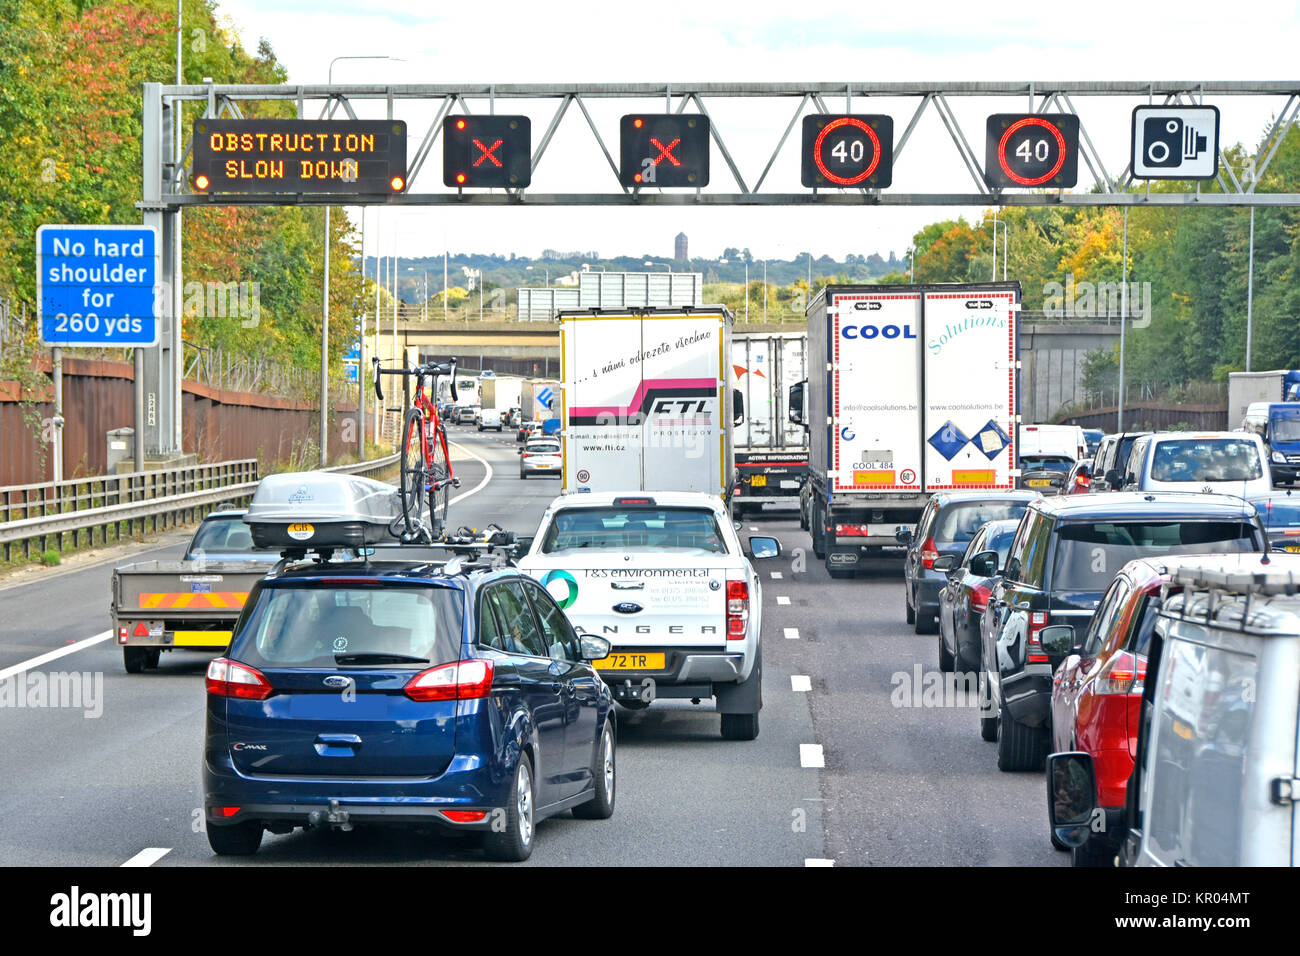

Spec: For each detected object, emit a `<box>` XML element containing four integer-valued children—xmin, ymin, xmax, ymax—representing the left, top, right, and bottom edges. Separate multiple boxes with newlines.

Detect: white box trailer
<box><xmin>521</xmin><ymin>378</ymin><xmax>559</xmax><ymax>422</ymax></box>
<box><xmin>796</xmin><ymin>282</ymin><xmax>1020</xmax><ymax>575</ymax></box>
<box><xmin>560</xmin><ymin>307</ymin><xmax>735</xmax><ymax>497</ymax></box>
<box><xmin>730</xmin><ymin>331</ymin><xmax>808</xmax><ymax>512</ymax></box>
<box><xmin>1228</xmin><ymin>369</ymin><xmax>1300</xmax><ymax>426</ymax></box>
<box><xmin>480</xmin><ymin>376</ymin><xmax>523</xmax><ymax>415</ymax></box>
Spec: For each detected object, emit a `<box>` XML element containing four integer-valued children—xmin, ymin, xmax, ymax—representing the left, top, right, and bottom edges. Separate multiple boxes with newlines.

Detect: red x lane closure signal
<box><xmin>473</xmin><ymin>138</ymin><xmax>504</xmax><ymax>168</ymax></box>
<box><xmin>650</xmin><ymin>137</ymin><xmax>681</xmax><ymax>167</ymax></box>
<box><xmin>443</xmin><ymin>116</ymin><xmax>531</xmax><ymax>187</ymax></box>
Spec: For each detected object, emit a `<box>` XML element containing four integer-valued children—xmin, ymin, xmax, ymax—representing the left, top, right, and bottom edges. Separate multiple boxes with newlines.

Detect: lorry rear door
<box><xmin>921</xmin><ymin>289</ymin><xmax>1018</xmax><ymax>492</ymax></box>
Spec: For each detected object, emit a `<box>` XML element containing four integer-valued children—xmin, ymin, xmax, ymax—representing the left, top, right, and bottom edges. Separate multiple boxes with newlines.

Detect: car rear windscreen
<box><xmin>542</xmin><ymin>507</ymin><xmax>726</xmax><ymax>553</ymax></box>
<box><xmin>233</xmin><ymin>584</ymin><xmax>464</xmax><ymax>669</ymax></box>
<box><xmin>1149</xmin><ymin>438</ymin><xmax>1263</xmax><ymax>482</ymax></box>
<box><xmin>1019</xmin><ymin>455</ymin><xmax>1075</xmax><ymax>472</ymax></box>
<box><xmin>935</xmin><ymin>502</ymin><xmax>1031</xmax><ymax>544</ymax></box>
<box><xmin>1051</xmin><ymin>521</ymin><xmax>1258</xmax><ymax>591</ymax></box>
<box><xmin>189</xmin><ymin>518</ymin><xmax>260</xmax><ymax>554</ymax></box>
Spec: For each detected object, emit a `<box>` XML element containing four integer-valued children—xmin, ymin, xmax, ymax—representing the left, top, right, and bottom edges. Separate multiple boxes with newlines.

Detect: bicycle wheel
<box><xmin>427</xmin><ymin>420</ymin><xmax>452</xmax><ymax>536</ymax></box>
<box><xmin>399</xmin><ymin>407</ymin><xmax>429</xmax><ymax>539</ymax></box>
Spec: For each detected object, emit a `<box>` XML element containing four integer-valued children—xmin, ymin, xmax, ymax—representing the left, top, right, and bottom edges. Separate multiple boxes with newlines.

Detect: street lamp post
<box><xmin>321</xmin><ymin>54</ymin><xmax>400</xmax><ymax>466</ymax></box>
<box><xmin>986</xmin><ymin>216</ymin><xmax>1008</xmax><ymax>281</ymax></box>
<box><xmin>908</xmin><ymin>247</ymin><xmax>915</xmax><ymax>283</ymax></box>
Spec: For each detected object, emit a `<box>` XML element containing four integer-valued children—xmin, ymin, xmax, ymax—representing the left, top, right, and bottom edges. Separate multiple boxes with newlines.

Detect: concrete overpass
<box><xmin>374</xmin><ymin>316</ymin><xmax>1120</xmax><ymax>422</ymax></box>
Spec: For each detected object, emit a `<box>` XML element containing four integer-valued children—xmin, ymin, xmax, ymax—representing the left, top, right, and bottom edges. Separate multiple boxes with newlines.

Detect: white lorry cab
<box><xmin>1049</xmin><ymin>553</ymin><xmax>1300</xmax><ymax>866</ymax></box>
<box><xmin>518</xmin><ymin>491</ymin><xmax>779</xmax><ymax>740</ymax></box>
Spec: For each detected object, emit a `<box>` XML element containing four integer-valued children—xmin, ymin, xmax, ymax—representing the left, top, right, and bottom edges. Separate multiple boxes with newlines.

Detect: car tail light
<box><xmin>117</xmin><ymin>626</ymin><xmax>128</xmax><ymax>644</ymax></box>
<box><xmin>836</xmin><ymin>524</ymin><xmax>870</xmax><ymax>536</ymax></box>
<box><xmin>727</xmin><ymin>580</ymin><xmax>749</xmax><ymax>640</ymax></box>
<box><xmin>921</xmin><ymin>536</ymin><xmax>938</xmax><ymax>570</ymax></box>
<box><xmin>441</xmin><ymin>810</ymin><xmax>488</xmax><ymax>823</ymax></box>
<box><xmin>404</xmin><ymin>659</ymin><xmax>495</xmax><ymax>701</ymax></box>
<box><xmin>1097</xmin><ymin>651</ymin><xmax>1146</xmax><ymax>695</ymax></box>
<box><xmin>205</xmin><ymin>658</ymin><xmax>274</xmax><ymax>700</ymax></box>
<box><xmin>521</xmin><ymin>452</ymin><xmax>533</xmax><ymax>458</ymax></box>
<box><xmin>1027</xmin><ymin>612</ymin><xmax>1049</xmax><ymax>664</ymax></box>
<box><xmin>970</xmin><ymin>583</ymin><xmax>992</xmax><ymax>613</ymax></box>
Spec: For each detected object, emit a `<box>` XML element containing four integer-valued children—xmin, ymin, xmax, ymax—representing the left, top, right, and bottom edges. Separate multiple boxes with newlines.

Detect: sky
<box><xmin>209</xmin><ymin>0</ymin><xmax>1300</xmax><ymax>267</ymax></box>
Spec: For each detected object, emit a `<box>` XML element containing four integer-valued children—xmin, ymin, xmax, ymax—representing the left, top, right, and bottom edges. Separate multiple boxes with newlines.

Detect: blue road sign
<box><xmin>344</xmin><ymin>362</ymin><xmax>359</xmax><ymax>384</ymax></box>
<box><xmin>37</xmin><ymin>224</ymin><xmax>160</xmax><ymax>347</ymax></box>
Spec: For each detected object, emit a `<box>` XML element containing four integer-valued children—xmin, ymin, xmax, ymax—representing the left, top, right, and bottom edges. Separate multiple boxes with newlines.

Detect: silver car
<box><xmin>520</xmin><ymin>437</ymin><xmax>561</xmax><ymax>478</ymax></box>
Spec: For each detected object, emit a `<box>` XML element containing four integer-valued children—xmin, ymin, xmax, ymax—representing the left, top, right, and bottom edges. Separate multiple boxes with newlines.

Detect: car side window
<box><xmin>523</xmin><ymin>582</ymin><xmax>577</xmax><ymax>662</ymax></box>
<box><xmin>478</xmin><ymin>592</ymin><xmax>506</xmax><ymax>650</ymax></box>
<box><xmin>916</xmin><ymin>500</ymin><xmax>938</xmax><ymax>545</ymax></box>
<box><xmin>1124</xmin><ymin>440</ymin><xmax>1145</xmax><ymax>487</ymax></box>
<box><xmin>1005</xmin><ymin>513</ymin><xmax>1035</xmax><ymax>582</ymax></box>
<box><xmin>1083</xmin><ymin>577</ymin><xmax>1129</xmax><ymax>657</ymax></box>
<box><xmin>486</xmin><ymin>581</ymin><xmax>549</xmax><ymax>658</ymax></box>
<box><xmin>962</xmin><ymin>526</ymin><xmax>987</xmax><ymax>565</ymax></box>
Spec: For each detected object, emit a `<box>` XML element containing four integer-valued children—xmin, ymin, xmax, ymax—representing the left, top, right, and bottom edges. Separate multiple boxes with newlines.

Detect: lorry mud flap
<box><xmin>714</xmin><ymin>647</ymin><xmax>762</xmax><ymax>714</ymax></box>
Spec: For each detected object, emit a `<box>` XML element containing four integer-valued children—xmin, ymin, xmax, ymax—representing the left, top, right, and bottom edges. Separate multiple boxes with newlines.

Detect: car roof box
<box><xmin>243</xmin><ymin>471</ymin><xmax>401</xmax><ymax>549</ymax></box>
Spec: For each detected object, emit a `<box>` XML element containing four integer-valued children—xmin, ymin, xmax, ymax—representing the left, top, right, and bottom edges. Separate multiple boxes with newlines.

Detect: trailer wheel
<box><xmin>811</xmin><ymin>501</ymin><xmax>827</xmax><ymax>560</ymax></box>
<box><xmin>123</xmin><ymin>647</ymin><xmax>150</xmax><ymax>674</ymax></box>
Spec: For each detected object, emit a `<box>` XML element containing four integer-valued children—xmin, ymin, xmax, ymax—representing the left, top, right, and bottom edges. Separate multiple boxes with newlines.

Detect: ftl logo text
<box><xmin>50</xmin><ymin>886</ymin><xmax>151</xmax><ymax>936</ymax></box>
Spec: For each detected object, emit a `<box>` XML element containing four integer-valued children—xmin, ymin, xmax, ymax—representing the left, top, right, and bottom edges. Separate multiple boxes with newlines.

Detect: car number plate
<box><xmin>1027</xmin><ymin>478</ymin><xmax>1052</xmax><ymax>487</ymax></box>
<box><xmin>593</xmin><ymin>652</ymin><xmax>665</xmax><ymax>671</ymax></box>
<box><xmin>750</xmin><ymin>475</ymin><xmax>767</xmax><ymax>487</ymax></box>
<box><xmin>1286</xmin><ymin>545</ymin><xmax>1300</xmax><ymax>553</ymax></box>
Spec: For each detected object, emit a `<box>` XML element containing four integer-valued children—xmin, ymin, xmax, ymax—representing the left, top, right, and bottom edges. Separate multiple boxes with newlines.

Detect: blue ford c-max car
<box><xmin>202</xmin><ymin>556</ymin><xmax>616</xmax><ymax>862</ymax></box>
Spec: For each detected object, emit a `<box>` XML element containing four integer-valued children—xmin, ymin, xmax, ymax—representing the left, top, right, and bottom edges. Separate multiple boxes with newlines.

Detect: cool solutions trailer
<box><xmin>793</xmin><ymin>282</ymin><xmax>1020</xmax><ymax>577</ymax></box>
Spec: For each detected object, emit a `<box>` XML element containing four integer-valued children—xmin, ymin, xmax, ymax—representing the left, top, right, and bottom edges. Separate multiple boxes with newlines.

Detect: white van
<box><xmin>1019</xmin><ymin>424</ymin><xmax>1086</xmax><ymax>465</ymax></box>
<box><xmin>1049</xmin><ymin>552</ymin><xmax>1300</xmax><ymax>866</ymax></box>
<box><xmin>1119</xmin><ymin>431</ymin><xmax>1273</xmax><ymax>498</ymax></box>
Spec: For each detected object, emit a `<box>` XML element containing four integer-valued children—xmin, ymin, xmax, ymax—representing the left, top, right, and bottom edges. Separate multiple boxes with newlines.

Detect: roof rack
<box><xmin>270</xmin><ymin>525</ymin><xmax>521</xmax><ymax>576</ymax></box>
<box><xmin>1159</xmin><ymin>555</ymin><xmax>1300</xmax><ymax>633</ymax></box>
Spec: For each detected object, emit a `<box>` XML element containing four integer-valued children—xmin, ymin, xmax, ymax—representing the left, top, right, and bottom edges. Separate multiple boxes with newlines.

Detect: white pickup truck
<box><xmin>518</xmin><ymin>491</ymin><xmax>779</xmax><ymax>740</ymax></box>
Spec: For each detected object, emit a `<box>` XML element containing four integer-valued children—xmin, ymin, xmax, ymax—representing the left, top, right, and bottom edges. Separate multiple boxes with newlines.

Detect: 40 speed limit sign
<box><xmin>801</xmin><ymin>115</ymin><xmax>894</xmax><ymax>188</ymax></box>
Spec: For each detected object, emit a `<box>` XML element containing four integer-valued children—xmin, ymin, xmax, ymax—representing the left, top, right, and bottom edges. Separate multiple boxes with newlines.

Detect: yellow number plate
<box><xmin>1286</xmin><ymin>545</ymin><xmax>1300</xmax><ymax>553</ymax></box>
<box><xmin>594</xmin><ymin>652</ymin><xmax>666</xmax><ymax>671</ymax></box>
<box><xmin>750</xmin><ymin>475</ymin><xmax>767</xmax><ymax>487</ymax></box>
<box><xmin>1027</xmin><ymin>478</ymin><xmax>1053</xmax><ymax>487</ymax></box>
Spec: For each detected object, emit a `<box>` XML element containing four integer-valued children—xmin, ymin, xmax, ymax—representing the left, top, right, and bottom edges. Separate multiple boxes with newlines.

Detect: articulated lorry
<box><xmin>730</xmin><ymin>331</ymin><xmax>808</xmax><ymax>514</ymax></box>
<box><xmin>559</xmin><ymin>307</ymin><xmax>738</xmax><ymax>497</ymax></box>
<box><xmin>792</xmin><ymin>282</ymin><xmax>1021</xmax><ymax>577</ymax></box>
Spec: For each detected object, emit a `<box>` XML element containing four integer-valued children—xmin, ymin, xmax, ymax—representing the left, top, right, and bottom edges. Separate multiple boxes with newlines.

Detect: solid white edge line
<box><xmin>121</xmin><ymin>847</ymin><xmax>171</xmax><ymax>867</ymax></box>
<box><xmin>447</xmin><ymin>441</ymin><xmax>495</xmax><ymax>506</ymax></box>
<box><xmin>0</xmin><ymin>630</ymin><xmax>112</xmax><ymax>683</ymax></box>
<box><xmin>799</xmin><ymin>743</ymin><xmax>825</xmax><ymax>768</ymax></box>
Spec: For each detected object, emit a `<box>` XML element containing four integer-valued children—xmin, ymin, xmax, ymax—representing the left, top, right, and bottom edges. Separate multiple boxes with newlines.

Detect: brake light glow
<box><xmin>614</xmin><ymin>496</ymin><xmax>656</xmax><ymax>506</ymax></box>
<box><xmin>836</xmin><ymin>524</ymin><xmax>870</xmax><ymax>536</ymax></box>
<box><xmin>727</xmin><ymin>580</ymin><xmax>749</xmax><ymax>640</ymax></box>
<box><xmin>1097</xmin><ymin>651</ymin><xmax>1146</xmax><ymax>695</ymax></box>
<box><xmin>404</xmin><ymin>659</ymin><xmax>495</xmax><ymax>701</ymax></box>
<box><xmin>205</xmin><ymin>658</ymin><xmax>274</xmax><ymax>700</ymax></box>
<box><xmin>216</xmin><ymin>807</ymin><xmax>240</xmax><ymax>817</ymax></box>
<box><xmin>970</xmin><ymin>583</ymin><xmax>992</xmax><ymax>613</ymax></box>
<box><xmin>921</xmin><ymin>536</ymin><xmax>938</xmax><ymax>570</ymax></box>
<box><xmin>1027</xmin><ymin>611</ymin><xmax>1049</xmax><ymax>663</ymax></box>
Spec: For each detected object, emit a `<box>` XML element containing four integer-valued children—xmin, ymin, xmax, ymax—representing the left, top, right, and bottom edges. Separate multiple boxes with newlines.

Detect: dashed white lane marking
<box><xmin>447</xmin><ymin>441</ymin><xmax>494</xmax><ymax>506</ymax></box>
<box><xmin>770</xmin><ymin>571</ymin><xmax>783</xmax><ymax>579</ymax></box>
<box><xmin>776</xmin><ymin>596</ymin><xmax>791</xmax><ymax>605</ymax></box>
<box><xmin>805</xmin><ymin>858</ymin><xmax>836</xmax><ymax>867</ymax></box>
<box><xmin>121</xmin><ymin>847</ymin><xmax>171</xmax><ymax>867</ymax></box>
<box><xmin>800</xmin><ymin>744</ymin><xmax>825</xmax><ymax>768</ymax></box>
<box><xmin>750</xmin><ymin>526</ymin><xmax>759</xmax><ymax>531</ymax></box>
<box><xmin>0</xmin><ymin>630</ymin><xmax>112</xmax><ymax>683</ymax></box>
<box><xmin>791</xmin><ymin>675</ymin><xmax>812</xmax><ymax>692</ymax></box>
<box><xmin>783</xmin><ymin>627</ymin><xmax>800</xmax><ymax>640</ymax></box>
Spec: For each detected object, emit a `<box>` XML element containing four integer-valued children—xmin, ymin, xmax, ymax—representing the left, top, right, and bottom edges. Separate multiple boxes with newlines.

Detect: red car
<box><xmin>1047</xmin><ymin>556</ymin><xmax>1167</xmax><ymax>866</ymax></box>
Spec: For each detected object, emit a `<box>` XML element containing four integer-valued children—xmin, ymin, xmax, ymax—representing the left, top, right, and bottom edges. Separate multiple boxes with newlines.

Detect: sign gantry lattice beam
<box><xmin>143</xmin><ymin>81</ymin><xmax>1300</xmax><ymax>210</ymax></box>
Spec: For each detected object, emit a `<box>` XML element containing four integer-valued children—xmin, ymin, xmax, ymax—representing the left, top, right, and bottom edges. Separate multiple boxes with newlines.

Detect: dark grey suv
<box><xmin>980</xmin><ymin>492</ymin><xmax>1266</xmax><ymax>772</ymax></box>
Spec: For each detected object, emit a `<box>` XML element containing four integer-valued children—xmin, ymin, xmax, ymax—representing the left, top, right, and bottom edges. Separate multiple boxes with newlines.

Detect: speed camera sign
<box><xmin>801</xmin><ymin>115</ymin><xmax>894</xmax><ymax>188</ymax></box>
<box><xmin>1131</xmin><ymin>106</ymin><xmax>1219</xmax><ymax>180</ymax></box>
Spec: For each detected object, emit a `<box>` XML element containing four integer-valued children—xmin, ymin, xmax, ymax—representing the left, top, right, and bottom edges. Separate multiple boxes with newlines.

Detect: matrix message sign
<box><xmin>619</xmin><ymin>114</ymin><xmax>710</xmax><ymax>187</ymax></box>
<box><xmin>443</xmin><ymin>115</ymin><xmax>532</xmax><ymax>188</ymax></box>
<box><xmin>984</xmin><ymin>114</ymin><xmax>1079</xmax><ymax>189</ymax></box>
<box><xmin>191</xmin><ymin>119</ymin><xmax>408</xmax><ymax>194</ymax></box>
<box><xmin>801</xmin><ymin>115</ymin><xmax>894</xmax><ymax>188</ymax></box>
